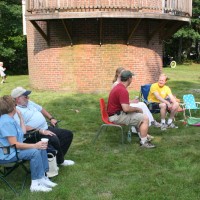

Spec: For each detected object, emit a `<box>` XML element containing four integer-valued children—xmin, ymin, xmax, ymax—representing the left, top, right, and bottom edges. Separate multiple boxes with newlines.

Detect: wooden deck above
<box><xmin>25</xmin><ymin>0</ymin><xmax>192</xmax><ymax>22</ymax></box>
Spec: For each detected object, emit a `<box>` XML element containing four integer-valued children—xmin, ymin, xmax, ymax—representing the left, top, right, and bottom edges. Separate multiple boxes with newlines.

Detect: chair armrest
<box><xmin>48</xmin><ymin>120</ymin><xmax>61</xmax><ymax>128</ymax></box>
<box><xmin>179</xmin><ymin>102</ymin><xmax>185</xmax><ymax>107</ymax></box>
<box><xmin>0</xmin><ymin>144</ymin><xmax>19</xmax><ymax>160</ymax></box>
<box><xmin>141</xmin><ymin>97</ymin><xmax>150</xmax><ymax>105</ymax></box>
<box><xmin>24</xmin><ymin>129</ymin><xmax>39</xmax><ymax>139</ymax></box>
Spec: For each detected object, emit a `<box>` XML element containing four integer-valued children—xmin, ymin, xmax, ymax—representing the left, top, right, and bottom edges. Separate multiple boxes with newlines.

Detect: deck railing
<box><xmin>26</xmin><ymin>0</ymin><xmax>192</xmax><ymax>17</ymax></box>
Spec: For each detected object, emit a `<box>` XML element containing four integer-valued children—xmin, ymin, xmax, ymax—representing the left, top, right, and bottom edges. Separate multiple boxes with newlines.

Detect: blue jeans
<box><xmin>0</xmin><ymin>149</ymin><xmax>49</xmax><ymax>180</ymax></box>
<box><xmin>19</xmin><ymin>149</ymin><xmax>49</xmax><ymax>180</ymax></box>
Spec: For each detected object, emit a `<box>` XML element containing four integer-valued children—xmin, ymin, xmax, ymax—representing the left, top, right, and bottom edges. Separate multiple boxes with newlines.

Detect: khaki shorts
<box><xmin>109</xmin><ymin>111</ymin><xmax>144</xmax><ymax>128</ymax></box>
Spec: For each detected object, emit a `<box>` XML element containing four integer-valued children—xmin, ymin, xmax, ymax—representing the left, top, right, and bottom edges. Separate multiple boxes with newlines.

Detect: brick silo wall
<box><xmin>26</xmin><ymin>18</ymin><xmax>163</xmax><ymax>93</ymax></box>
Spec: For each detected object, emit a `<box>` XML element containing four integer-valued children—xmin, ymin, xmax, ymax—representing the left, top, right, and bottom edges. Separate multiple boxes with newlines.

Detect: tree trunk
<box><xmin>195</xmin><ymin>40</ymin><xmax>199</xmax><ymax>59</ymax></box>
<box><xmin>177</xmin><ymin>37</ymin><xmax>182</xmax><ymax>63</ymax></box>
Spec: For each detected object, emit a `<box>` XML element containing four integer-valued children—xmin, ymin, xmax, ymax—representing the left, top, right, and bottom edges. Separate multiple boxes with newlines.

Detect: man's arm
<box><xmin>41</xmin><ymin>108</ymin><xmax>53</xmax><ymax>120</ymax></box>
<box><xmin>41</xmin><ymin>108</ymin><xmax>57</xmax><ymax>126</ymax></box>
<box><xmin>167</xmin><ymin>94</ymin><xmax>177</xmax><ymax>104</ymax></box>
<box><xmin>25</xmin><ymin>125</ymin><xmax>56</xmax><ymax>136</ymax></box>
<box><xmin>153</xmin><ymin>92</ymin><xmax>171</xmax><ymax>106</ymax></box>
<box><xmin>121</xmin><ymin>104</ymin><xmax>143</xmax><ymax>113</ymax></box>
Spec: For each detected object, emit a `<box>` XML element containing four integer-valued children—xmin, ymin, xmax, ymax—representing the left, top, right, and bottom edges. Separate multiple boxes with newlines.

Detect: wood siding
<box><xmin>26</xmin><ymin>0</ymin><xmax>192</xmax><ymax>17</ymax></box>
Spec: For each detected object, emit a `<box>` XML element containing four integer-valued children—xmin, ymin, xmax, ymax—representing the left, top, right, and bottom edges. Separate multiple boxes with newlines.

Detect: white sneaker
<box><xmin>151</xmin><ymin>121</ymin><xmax>161</xmax><ymax>128</ymax></box>
<box><xmin>61</xmin><ymin>160</ymin><xmax>75</xmax><ymax>166</ymax></box>
<box><xmin>41</xmin><ymin>176</ymin><xmax>58</xmax><ymax>188</ymax></box>
<box><xmin>30</xmin><ymin>183</ymin><xmax>52</xmax><ymax>192</ymax></box>
<box><xmin>161</xmin><ymin>123</ymin><xmax>168</xmax><ymax>131</ymax></box>
<box><xmin>168</xmin><ymin>122</ymin><xmax>178</xmax><ymax>129</ymax></box>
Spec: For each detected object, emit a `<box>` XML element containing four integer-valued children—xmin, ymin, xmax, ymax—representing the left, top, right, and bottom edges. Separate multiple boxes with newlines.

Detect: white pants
<box><xmin>130</xmin><ymin>102</ymin><xmax>154</xmax><ymax>126</ymax></box>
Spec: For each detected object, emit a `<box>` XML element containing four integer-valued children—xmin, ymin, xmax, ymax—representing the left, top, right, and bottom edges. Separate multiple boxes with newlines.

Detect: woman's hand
<box><xmin>35</xmin><ymin>141</ymin><xmax>48</xmax><ymax>150</ymax></box>
<box><xmin>16</xmin><ymin>109</ymin><xmax>26</xmax><ymax>134</ymax></box>
<box><xmin>16</xmin><ymin>109</ymin><xmax>23</xmax><ymax>119</ymax></box>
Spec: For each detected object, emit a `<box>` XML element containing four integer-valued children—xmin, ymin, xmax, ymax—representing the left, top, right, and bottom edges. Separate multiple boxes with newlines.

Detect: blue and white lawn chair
<box><xmin>183</xmin><ymin>94</ymin><xmax>200</xmax><ymax>119</ymax></box>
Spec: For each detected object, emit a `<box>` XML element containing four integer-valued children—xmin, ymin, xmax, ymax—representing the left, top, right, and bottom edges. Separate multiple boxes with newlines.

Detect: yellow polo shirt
<box><xmin>148</xmin><ymin>83</ymin><xmax>172</xmax><ymax>103</ymax></box>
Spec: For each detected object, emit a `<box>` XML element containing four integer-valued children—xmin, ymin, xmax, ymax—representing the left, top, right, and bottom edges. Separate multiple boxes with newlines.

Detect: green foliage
<box><xmin>165</xmin><ymin>0</ymin><xmax>200</xmax><ymax>63</ymax></box>
<box><xmin>174</xmin><ymin>27</ymin><xmax>200</xmax><ymax>40</ymax></box>
<box><xmin>0</xmin><ymin>1</ymin><xmax>28</xmax><ymax>75</ymax></box>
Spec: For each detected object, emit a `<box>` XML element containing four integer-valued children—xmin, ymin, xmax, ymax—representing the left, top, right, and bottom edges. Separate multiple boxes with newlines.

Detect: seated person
<box><xmin>112</xmin><ymin>67</ymin><xmax>161</xmax><ymax>128</ymax></box>
<box><xmin>0</xmin><ymin>95</ymin><xmax>57</xmax><ymax>192</ymax></box>
<box><xmin>11</xmin><ymin>87</ymin><xmax>74</xmax><ymax>166</ymax></box>
<box><xmin>112</xmin><ymin>67</ymin><xmax>125</xmax><ymax>89</ymax></box>
<box><xmin>148</xmin><ymin>74</ymin><xmax>179</xmax><ymax>130</ymax></box>
<box><xmin>108</xmin><ymin>70</ymin><xmax>155</xmax><ymax>148</ymax></box>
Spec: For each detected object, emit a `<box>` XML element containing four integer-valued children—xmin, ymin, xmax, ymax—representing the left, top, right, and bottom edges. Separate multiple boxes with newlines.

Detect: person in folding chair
<box><xmin>0</xmin><ymin>95</ymin><xmax>57</xmax><ymax>192</ymax></box>
<box><xmin>148</xmin><ymin>73</ymin><xmax>179</xmax><ymax>131</ymax></box>
<box><xmin>11</xmin><ymin>87</ymin><xmax>74</xmax><ymax>167</ymax></box>
<box><xmin>108</xmin><ymin>70</ymin><xmax>155</xmax><ymax>148</ymax></box>
<box><xmin>112</xmin><ymin>67</ymin><xmax>161</xmax><ymax>139</ymax></box>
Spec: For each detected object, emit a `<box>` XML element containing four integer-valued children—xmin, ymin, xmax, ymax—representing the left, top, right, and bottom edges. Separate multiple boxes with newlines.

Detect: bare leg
<box><xmin>169</xmin><ymin>102</ymin><xmax>179</xmax><ymax>119</ymax></box>
<box><xmin>159</xmin><ymin>103</ymin><xmax>167</xmax><ymax>120</ymax></box>
<box><xmin>138</xmin><ymin>114</ymin><xmax>149</xmax><ymax>138</ymax></box>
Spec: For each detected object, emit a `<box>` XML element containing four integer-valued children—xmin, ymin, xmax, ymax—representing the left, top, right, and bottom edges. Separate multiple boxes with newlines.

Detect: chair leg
<box><xmin>94</xmin><ymin>125</ymin><xmax>126</xmax><ymax>145</ymax></box>
<box><xmin>0</xmin><ymin>176</ymin><xmax>18</xmax><ymax>194</ymax></box>
<box><xmin>0</xmin><ymin>162</ymin><xmax>30</xmax><ymax>195</ymax></box>
<box><xmin>93</xmin><ymin>125</ymin><xmax>105</xmax><ymax>143</ymax></box>
<box><xmin>0</xmin><ymin>172</ymin><xmax>28</xmax><ymax>195</ymax></box>
<box><xmin>189</xmin><ymin>109</ymin><xmax>191</xmax><ymax>117</ymax></box>
<box><xmin>119</xmin><ymin>126</ymin><xmax>124</xmax><ymax>144</ymax></box>
<box><xmin>183</xmin><ymin>110</ymin><xmax>186</xmax><ymax>121</ymax></box>
<box><xmin>20</xmin><ymin>170</ymin><xmax>29</xmax><ymax>194</ymax></box>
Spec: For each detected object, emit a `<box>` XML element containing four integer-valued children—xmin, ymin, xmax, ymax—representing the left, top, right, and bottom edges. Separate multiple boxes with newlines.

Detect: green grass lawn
<box><xmin>0</xmin><ymin>63</ymin><xmax>200</xmax><ymax>200</ymax></box>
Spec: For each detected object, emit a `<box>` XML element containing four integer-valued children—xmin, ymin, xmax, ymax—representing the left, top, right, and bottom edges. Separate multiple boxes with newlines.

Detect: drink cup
<box><xmin>41</xmin><ymin>138</ymin><xmax>49</xmax><ymax>143</ymax></box>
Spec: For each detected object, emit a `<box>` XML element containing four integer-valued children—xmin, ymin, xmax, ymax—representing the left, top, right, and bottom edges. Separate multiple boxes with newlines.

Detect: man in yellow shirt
<box><xmin>148</xmin><ymin>74</ymin><xmax>179</xmax><ymax>130</ymax></box>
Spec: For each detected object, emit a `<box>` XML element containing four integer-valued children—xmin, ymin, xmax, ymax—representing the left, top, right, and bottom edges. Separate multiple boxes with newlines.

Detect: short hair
<box><xmin>159</xmin><ymin>73</ymin><xmax>169</xmax><ymax>81</ymax></box>
<box><xmin>120</xmin><ymin>70</ymin><xmax>134</xmax><ymax>82</ymax></box>
<box><xmin>0</xmin><ymin>95</ymin><xmax>15</xmax><ymax>115</ymax></box>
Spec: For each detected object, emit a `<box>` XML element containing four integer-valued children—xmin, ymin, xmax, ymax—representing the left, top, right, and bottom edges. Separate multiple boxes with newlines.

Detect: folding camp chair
<box><xmin>93</xmin><ymin>98</ymin><xmax>131</xmax><ymax>144</ymax></box>
<box><xmin>183</xmin><ymin>94</ymin><xmax>200</xmax><ymax>119</ymax></box>
<box><xmin>0</xmin><ymin>144</ymin><xmax>30</xmax><ymax>195</ymax></box>
<box><xmin>140</xmin><ymin>84</ymin><xmax>184</xmax><ymax>120</ymax></box>
<box><xmin>139</xmin><ymin>84</ymin><xmax>160</xmax><ymax>114</ymax></box>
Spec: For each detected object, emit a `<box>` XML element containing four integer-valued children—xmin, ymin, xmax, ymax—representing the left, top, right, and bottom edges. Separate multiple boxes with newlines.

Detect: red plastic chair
<box><xmin>93</xmin><ymin>98</ymin><xmax>125</xmax><ymax>144</ymax></box>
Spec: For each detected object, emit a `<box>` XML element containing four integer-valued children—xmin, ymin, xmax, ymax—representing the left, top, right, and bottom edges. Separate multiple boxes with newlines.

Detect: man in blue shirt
<box><xmin>11</xmin><ymin>87</ymin><xmax>74</xmax><ymax>166</ymax></box>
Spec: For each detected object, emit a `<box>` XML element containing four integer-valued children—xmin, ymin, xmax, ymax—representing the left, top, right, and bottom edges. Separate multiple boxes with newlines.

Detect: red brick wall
<box><xmin>26</xmin><ymin>18</ymin><xmax>163</xmax><ymax>93</ymax></box>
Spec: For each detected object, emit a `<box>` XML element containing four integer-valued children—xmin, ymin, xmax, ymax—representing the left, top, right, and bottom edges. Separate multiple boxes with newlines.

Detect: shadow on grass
<box><xmin>165</xmin><ymin>81</ymin><xmax>200</xmax><ymax>101</ymax></box>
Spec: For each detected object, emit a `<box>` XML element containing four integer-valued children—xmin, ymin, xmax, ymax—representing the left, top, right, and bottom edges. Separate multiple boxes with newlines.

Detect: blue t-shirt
<box><xmin>0</xmin><ymin>114</ymin><xmax>24</xmax><ymax>160</ymax></box>
<box><xmin>14</xmin><ymin>100</ymin><xmax>48</xmax><ymax>130</ymax></box>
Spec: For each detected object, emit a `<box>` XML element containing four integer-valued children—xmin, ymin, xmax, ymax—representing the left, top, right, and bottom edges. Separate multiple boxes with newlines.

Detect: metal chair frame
<box><xmin>93</xmin><ymin>98</ymin><xmax>131</xmax><ymax>144</ymax></box>
<box><xmin>0</xmin><ymin>144</ymin><xmax>30</xmax><ymax>195</ymax></box>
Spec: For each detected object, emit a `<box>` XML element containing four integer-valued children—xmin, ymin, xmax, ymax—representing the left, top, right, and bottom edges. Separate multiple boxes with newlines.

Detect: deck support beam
<box><xmin>61</xmin><ymin>19</ymin><xmax>73</xmax><ymax>46</ymax></box>
<box><xmin>30</xmin><ymin>20</ymin><xmax>50</xmax><ymax>46</ymax></box>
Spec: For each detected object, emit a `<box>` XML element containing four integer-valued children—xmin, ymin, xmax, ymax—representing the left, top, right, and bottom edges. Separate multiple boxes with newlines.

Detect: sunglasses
<box><xmin>19</xmin><ymin>95</ymin><xmax>29</xmax><ymax>98</ymax></box>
